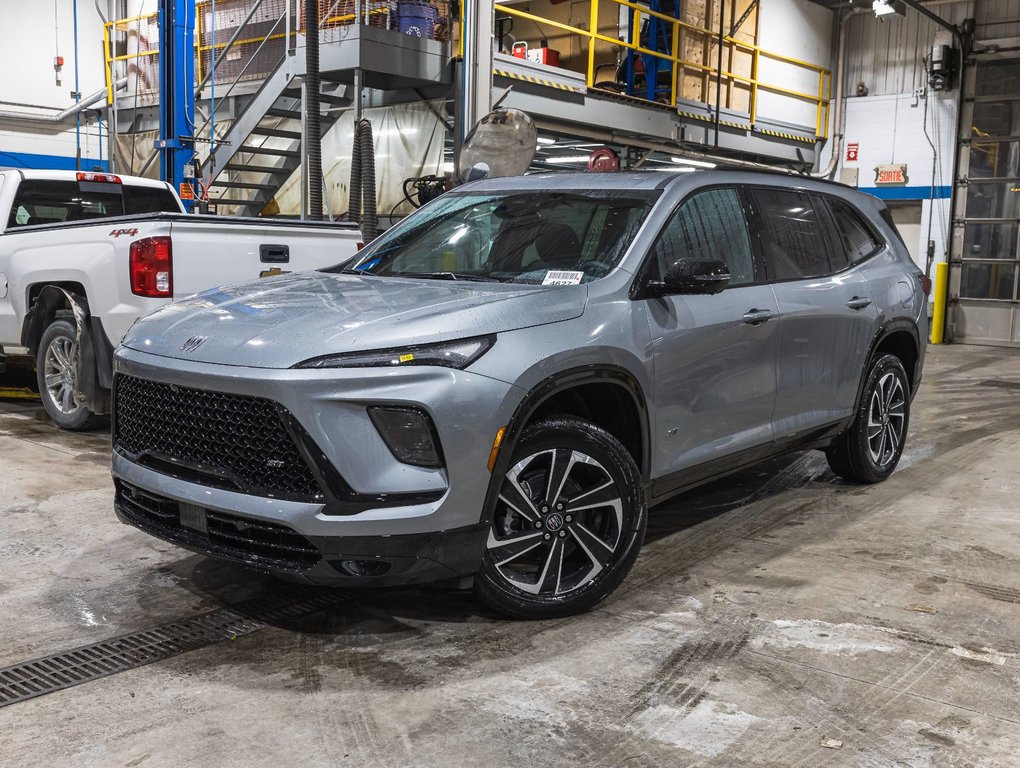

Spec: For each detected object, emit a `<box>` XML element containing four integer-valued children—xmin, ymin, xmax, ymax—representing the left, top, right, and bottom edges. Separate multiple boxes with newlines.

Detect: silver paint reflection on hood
<box><xmin>121</xmin><ymin>271</ymin><xmax>588</xmax><ymax>369</ymax></box>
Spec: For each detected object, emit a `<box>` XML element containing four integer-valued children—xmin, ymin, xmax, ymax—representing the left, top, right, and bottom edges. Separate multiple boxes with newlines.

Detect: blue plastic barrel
<box><xmin>396</xmin><ymin>2</ymin><xmax>441</xmax><ymax>38</ymax></box>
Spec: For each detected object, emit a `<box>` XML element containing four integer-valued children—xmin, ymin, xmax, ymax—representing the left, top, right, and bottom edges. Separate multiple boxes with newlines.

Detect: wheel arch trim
<box><xmin>479</xmin><ymin>364</ymin><xmax>651</xmax><ymax>525</ymax></box>
<box><xmin>854</xmin><ymin>319</ymin><xmax>922</xmax><ymax>415</ymax></box>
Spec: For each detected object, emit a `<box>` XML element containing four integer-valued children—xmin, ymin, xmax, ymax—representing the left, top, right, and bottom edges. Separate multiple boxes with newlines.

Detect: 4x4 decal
<box><xmin>109</xmin><ymin>228</ymin><xmax>139</xmax><ymax>238</ymax></box>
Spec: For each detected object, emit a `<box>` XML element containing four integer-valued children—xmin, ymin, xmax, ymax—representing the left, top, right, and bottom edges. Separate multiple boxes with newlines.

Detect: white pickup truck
<box><xmin>0</xmin><ymin>169</ymin><xmax>361</xmax><ymax>430</ymax></box>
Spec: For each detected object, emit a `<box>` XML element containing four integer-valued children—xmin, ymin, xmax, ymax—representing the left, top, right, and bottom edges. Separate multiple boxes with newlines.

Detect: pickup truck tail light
<box><xmin>130</xmin><ymin>237</ymin><xmax>173</xmax><ymax>297</ymax></box>
<box><xmin>919</xmin><ymin>274</ymin><xmax>932</xmax><ymax>297</ymax></box>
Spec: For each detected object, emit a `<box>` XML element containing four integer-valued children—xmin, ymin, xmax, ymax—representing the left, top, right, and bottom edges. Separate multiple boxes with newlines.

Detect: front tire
<box><xmin>826</xmin><ymin>354</ymin><xmax>910</xmax><ymax>484</ymax></box>
<box><xmin>474</xmin><ymin>417</ymin><xmax>647</xmax><ymax>619</ymax></box>
<box><xmin>36</xmin><ymin>320</ymin><xmax>103</xmax><ymax>431</ymax></box>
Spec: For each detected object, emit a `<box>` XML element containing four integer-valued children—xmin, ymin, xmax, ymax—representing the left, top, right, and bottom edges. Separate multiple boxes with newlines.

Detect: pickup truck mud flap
<box><xmin>23</xmin><ymin>287</ymin><xmax>112</xmax><ymax>416</ymax></box>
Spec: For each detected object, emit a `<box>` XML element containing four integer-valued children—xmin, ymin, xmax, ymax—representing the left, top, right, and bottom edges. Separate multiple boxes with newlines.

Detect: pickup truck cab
<box><xmin>0</xmin><ymin>169</ymin><xmax>361</xmax><ymax>429</ymax></box>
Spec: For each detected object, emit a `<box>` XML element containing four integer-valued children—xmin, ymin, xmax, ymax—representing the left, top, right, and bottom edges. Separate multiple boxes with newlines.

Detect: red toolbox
<box><xmin>511</xmin><ymin>41</ymin><xmax>561</xmax><ymax>67</ymax></box>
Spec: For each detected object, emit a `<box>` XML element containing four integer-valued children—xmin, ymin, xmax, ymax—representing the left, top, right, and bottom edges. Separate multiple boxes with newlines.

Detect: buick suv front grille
<box><xmin>113</xmin><ymin>374</ymin><xmax>322</xmax><ymax>499</ymax></box>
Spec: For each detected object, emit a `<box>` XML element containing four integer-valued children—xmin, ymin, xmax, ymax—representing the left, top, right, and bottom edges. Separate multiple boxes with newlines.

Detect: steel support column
<box><xmin>461</xmin><ymin>0</ymin><xmax>494</xmax><ymax>143</ymax></box>
<box><xmin>155</xmin><ymin>0</ymin><xmax>196</xmax><ymax>211</ymax></box>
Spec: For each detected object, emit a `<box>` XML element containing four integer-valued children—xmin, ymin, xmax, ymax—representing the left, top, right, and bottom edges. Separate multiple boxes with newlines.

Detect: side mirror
<box><xmin>649</xmin><ymin>259</ymin><xmax>731</xmax><ymax>296</ymax></box>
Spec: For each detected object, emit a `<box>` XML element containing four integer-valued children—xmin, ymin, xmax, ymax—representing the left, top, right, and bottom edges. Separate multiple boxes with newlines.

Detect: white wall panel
<box><xmin>838</xmin><ymin>91</ymin><xmax>957</xmax><ymax>277</ymax></box>
<box><xmin>756</xmin><ymin>0</ymin><xmax>833</xmax><ymax>128</ymax></box>
<box><xmin>0</xmin><ymin>0</ymin><xmax>110</xmax><ymax>169</ymax></box>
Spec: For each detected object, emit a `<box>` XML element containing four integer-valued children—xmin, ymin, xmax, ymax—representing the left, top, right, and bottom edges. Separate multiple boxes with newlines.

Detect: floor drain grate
<box><xmin>0</xmin><ymin>588</ymin><xmax>354</xmax><ymax>708</ymax></box>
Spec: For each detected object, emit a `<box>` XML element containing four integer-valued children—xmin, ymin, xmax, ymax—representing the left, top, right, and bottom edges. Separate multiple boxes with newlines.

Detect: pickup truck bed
<box><xmin>0</xmin><ymin>169</ymin><xmax>361</xmax><ymax>429</ymax></box>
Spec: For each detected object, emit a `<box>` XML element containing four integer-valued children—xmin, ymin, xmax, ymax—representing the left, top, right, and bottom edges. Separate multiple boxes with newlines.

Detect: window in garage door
<box><xmin>952</xmin><ymin>56</ymin><xmax>1020</xmax><ymax>345</ymax></box>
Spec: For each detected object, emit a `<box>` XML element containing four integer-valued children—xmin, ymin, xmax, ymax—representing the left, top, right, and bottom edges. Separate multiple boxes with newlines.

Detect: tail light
<box><xmin>130</xmin><ymin>237</ymin><xmax>173</xmax><ymax>297</ymax></box>
<box><xmin>919</xmin><ymin>274</ymin><xmax>932</xmax><ymax>297</ymax></box>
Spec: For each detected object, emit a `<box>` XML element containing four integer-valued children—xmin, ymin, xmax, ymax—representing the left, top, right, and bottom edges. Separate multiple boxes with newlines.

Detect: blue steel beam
<box><xmin>155</xmin><ymin>0</ymin><xmax>196</xmax><ymax>210</ymax></box>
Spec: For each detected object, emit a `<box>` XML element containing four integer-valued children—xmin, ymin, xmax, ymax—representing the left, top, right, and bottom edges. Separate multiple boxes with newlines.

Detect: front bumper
<box><xmin>114</xmin><ymin>478</ymin><xmax>487</xmax><ymax>585</ymax></box>
<box><xmin>111</xmin><ymin>346</ymin><xmax>523</xmax><ymax>584</ymax></box>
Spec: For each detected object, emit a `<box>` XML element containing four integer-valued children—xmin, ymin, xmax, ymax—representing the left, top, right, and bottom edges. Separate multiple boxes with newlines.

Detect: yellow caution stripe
<box><xmin>677</xmin><ymin>110</ymin><xmax>751</xmax><ymax>132</ymax></box>
<box><xmin>493</xmin><ymin>68</ymin><xmax>584</xmax><ymax>93</ymax></box>
<box><xmin>755</xmin><ymin>128</ymin><xmax>817</xmax><ymax>144</ymax></box>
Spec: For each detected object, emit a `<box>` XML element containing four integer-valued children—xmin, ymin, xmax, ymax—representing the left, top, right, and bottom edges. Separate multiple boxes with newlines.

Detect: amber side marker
<box><xmin>487</xmin><ymin>426</ymin><xmax>507</xmax><ymax>472</ymax></box>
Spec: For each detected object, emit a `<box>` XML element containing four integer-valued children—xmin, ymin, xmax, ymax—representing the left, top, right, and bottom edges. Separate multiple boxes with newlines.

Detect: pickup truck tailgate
<box><xmin>168</xmin><ymin>217</ymin><xmax>361</xmax><ymax>298</ymax></box>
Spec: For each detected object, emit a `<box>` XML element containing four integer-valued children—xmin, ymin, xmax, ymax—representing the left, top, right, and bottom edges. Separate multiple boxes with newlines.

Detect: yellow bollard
<box><xmin>930</xmin><ymin>261</ymin><xmax>949</xmax><ymax>344</ymax></box>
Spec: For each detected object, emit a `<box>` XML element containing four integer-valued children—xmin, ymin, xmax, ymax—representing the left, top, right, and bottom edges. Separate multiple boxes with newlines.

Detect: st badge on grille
<box><xmin>180</xmin><ymin>335</ymin><xmax>208</xmax><ymax>352</ymax></box>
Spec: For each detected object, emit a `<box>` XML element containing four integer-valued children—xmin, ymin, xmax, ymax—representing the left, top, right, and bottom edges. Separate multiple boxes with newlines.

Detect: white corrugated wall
<box><xmin>844</xmin><ymin>2</ymin><xmax>975</xmax><ymax>97</ymax></box>
<box><xmin>975</xmin><ymin>0</ymin><xmax>1020</xmax><ymax>40</ymax></box>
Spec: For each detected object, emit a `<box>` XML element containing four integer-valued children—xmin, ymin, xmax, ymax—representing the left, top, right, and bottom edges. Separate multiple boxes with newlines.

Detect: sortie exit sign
<box><xmin>875</xmin><ymin>164</ymin><xmax>908</xmax><ymax>185</ymax></box>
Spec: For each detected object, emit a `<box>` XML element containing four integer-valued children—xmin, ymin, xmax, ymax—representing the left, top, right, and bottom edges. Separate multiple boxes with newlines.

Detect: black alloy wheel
<box><xmin>826</xmin><ymin>353</ymin><xmax>911</xmax><ymax>484</ymax></box>
<box><xmin>475</xmin><ymin>417</ymin><xmax>646</xmax><ymax>619</ymax></box>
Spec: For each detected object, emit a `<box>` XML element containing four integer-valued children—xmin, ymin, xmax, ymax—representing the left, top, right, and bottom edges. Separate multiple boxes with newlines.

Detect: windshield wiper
<box><xmin>396</xmin><ymin>272</ymin><xmax>505</xmax><ymax>283</ymax></box>
<box><xmin>327</xmin><ymin>267</ymin><xmax>383</xmax><ymax>276</ymax></box>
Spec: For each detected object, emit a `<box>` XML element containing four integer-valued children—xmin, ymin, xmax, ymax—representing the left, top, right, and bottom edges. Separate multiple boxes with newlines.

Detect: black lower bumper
<box><xmin>114</xmin><ymin>480</ymin><xmax>488</xmax><ymax>587</ymax></box>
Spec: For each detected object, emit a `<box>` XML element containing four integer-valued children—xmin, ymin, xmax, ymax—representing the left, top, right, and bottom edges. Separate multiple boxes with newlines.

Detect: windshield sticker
<box><xmin>542</xmin><ymin>271</ymin><xmax>584</xmax><ymax>286</ymax></box>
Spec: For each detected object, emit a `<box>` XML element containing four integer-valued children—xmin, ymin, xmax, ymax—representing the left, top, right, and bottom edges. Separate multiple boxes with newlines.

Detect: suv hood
<box><xmin>121</xmin><ymin>271</ymin><xmax>587</xmax><ymax>368</ymax></box>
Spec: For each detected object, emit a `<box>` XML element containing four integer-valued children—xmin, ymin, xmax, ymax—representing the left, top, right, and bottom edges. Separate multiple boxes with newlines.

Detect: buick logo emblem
<box><xmin>180</xmin><ymin>335</ymin><xmax>208</xmax><ymax>352</ymax></box>
<box><xmin>545</xmin><ymin>513</ymin><xmax>565</xmax><ymax>532</ymax></box>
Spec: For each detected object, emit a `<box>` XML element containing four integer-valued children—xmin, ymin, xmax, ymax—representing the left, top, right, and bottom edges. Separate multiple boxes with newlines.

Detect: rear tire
<box><xmin>826</xmin><ymin>354</ymin><xmax>910</xmax><ymax>484</ymax></box>
<box><xmin>474</xmin><ymin>417</ymin><xmax>647</xmax><ymax>619</ymax></box>
<box><xmin>36</xmin><ymin>320</ymin><xmax>103</xmax><ymax>431</ymax></box>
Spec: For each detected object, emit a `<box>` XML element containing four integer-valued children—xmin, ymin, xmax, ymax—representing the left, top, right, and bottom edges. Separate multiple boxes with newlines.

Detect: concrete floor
<box><xmin>0</xmin><ymin>344</ymin><xmax>1018</xmax><ymax>767</ymax></box>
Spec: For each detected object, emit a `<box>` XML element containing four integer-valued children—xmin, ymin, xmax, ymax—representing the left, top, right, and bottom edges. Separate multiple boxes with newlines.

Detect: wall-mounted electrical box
<box><xmin>929</xmin><ymin>44</ymin><xmax>957</xmax><ymax>91</ymax></box>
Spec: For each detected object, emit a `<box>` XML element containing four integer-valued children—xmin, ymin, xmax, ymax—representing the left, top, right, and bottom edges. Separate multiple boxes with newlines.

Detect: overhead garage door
<box><xmin>951</xmin><ymin>56</ymin><xmax>1020</xmax><ymax>346</ymax></box>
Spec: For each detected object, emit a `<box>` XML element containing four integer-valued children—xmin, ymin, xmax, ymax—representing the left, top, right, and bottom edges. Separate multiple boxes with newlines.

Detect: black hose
<box><xmin>359</xmin><ymin>119</ymin><xmax>377</xmax><ymax>240</ymax></box>
<box><xmin>349</xmin><ymin>119</ymin><xmax>363</xmax><ymax>224</ymax></box>
<box><xmin>304</xmin><ymin>0</ymin><xmax>323</xmax><ymax>220</ymax></box>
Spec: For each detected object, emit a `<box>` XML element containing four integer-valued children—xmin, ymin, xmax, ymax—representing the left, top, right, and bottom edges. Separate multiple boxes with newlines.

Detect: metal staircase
<box><xmin>199</xmin><ymin>58</ymin><xmax>349</xmax><ymax>215</ymax></box>
<box><xmin>114</xmin><ymin>1</ymin><xmax>452</xmax><ymax>216</ymax></box>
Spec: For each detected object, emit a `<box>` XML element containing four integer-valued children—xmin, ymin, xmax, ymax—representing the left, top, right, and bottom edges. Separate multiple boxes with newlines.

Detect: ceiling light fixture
<box><xmin>537</xmin><ymin>137</ymin><xmax>556</xmax><ymax>145</ymax></box>
<box><xmin>543</xmin><ymin>155</ymin><xmax>591</xmax><ymax>164</ymax></box>
<box><xmin>672</xmin><ymin>156</ymin><xmax>717</xmax><ymax>168</ymax></box>
<box><xmin>872</xmin><ymin>0</ymin><xmax>905</xmax><ymax>17</ymax></box>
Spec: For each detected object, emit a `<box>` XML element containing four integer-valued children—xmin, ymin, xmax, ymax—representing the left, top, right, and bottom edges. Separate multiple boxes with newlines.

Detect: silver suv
<box><xmin>112</xmin><ymin>171</ymin><xmax>927</xmax><ymax>618</ymax></box>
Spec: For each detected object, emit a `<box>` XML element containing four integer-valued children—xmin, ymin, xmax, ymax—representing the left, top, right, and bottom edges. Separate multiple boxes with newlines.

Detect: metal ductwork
<box><xmin>0</xmin><ymin>79</ymin><xmax>126</xmax><ymax>125</ymax></box>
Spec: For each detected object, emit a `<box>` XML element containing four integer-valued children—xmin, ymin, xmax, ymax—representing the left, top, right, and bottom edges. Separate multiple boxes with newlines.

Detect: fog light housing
<box><xmin>368</xmin><ymin>406</ymin><xmax>444</xmax><ymax>468</ymax></box>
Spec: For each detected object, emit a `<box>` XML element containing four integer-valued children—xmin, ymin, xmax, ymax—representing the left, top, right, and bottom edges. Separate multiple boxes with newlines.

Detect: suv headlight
<box><xmin>293</xmin><ymin>335</ymin><xmax>495</xmax><ymax>370</ymax></box>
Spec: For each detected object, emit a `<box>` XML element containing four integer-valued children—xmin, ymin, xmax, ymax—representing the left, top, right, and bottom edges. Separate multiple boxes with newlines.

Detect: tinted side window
<box><xmin>124</xmin><ymin>185</ymin><xmax>181</xmax><ymax>215</ymax></box>
<box><xmin>829</xmin><ymin>199</ymin><xmax>880</xmax><ymax>264</ymax></box>
<box><xmin>651</xmin><ymin>188</ymin><xmax>756</xmax><ymax>286</ymax></box>
<box><xmin>750</xmin><ymin>189</ymin><xmax>831</xmax><ymax>281</ymax></box>
<box><xmin>879</xmin><ymin>208</ymin><xmax>908</xmax><ymax>250</ymax></box>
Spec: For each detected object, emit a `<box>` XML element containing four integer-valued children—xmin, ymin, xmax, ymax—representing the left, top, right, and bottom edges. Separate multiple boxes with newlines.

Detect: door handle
<box><xmin>742</xmin><ymin>308</ymin><xmax>776</xmax><ymax>325</ymax></box>
<box><xmin>846</xmin><ymin>296</ymin><xmax>872</xmax><ymax>310</ymax></box>
<box><xmin>260</xmin><ymin>244</ymin><xmax>290</xmax><ymax>263</ymax></box>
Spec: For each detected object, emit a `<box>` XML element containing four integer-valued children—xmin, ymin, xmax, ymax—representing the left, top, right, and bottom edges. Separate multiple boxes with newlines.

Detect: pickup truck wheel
<box><xmin>474</xmin><ymin>417</ymin><xmax>647</xmax><ymax>619</ymax></box>
<box><xmin>36</xmin><ymin>320</ymin><xmax>103</xmax><ymax>431</ymax></box>
<box><xmin>826</xmin><ymin>354</ymin><xmax>910</xmax><ymax>484</ymax></box>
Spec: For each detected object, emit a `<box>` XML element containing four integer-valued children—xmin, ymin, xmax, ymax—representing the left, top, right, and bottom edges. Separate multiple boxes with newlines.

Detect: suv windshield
<box><xmin>338</xmin><ymin>191</ymin><xmax>654</xmax><ymax>284</ymax></box>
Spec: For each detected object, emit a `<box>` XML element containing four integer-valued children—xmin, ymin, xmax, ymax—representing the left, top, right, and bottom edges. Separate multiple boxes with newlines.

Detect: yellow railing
<box><xmin>104</xmin><ymin>2</ymin><xmax>452</xmax><ymax>105</ymax></box>
<box><xmin>488</xmin><ymin>0</ymin><xmax>831</xmax><ymax>139</ymax></box>
<box><xmin>104</xmin><ymin>1</ymin><xmax>293</xmax><ymax>105</ymax></box>
<box><xmin>104</xmin><ymin>11</ymin><xmax>161</xmax><ymax>104</ymax></box>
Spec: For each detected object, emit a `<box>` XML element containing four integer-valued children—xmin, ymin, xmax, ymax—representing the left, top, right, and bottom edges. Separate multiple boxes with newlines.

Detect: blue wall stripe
<box><xmin>0</xmin><ymin>150</ymin><xmax>109</xmax><ymax>172</ymax></box>
<box><xmin>856</xmin><ymin>185</ymin><xmax>952</xmax><ymax>201</ymax></box>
